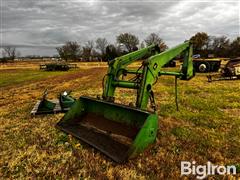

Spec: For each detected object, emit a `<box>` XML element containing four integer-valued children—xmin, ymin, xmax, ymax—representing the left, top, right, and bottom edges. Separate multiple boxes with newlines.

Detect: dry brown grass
<box><xmin>0</xmin><ymin>61</ymin><xmax>239</xmax><ymax>179</ymax></box>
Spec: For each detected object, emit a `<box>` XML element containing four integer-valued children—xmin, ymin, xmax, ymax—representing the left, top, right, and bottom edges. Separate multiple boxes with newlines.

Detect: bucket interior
<box><xmin>56</xmin><ymin>96</ymin><xmax>151</xmax><ymax>162</ymax></box>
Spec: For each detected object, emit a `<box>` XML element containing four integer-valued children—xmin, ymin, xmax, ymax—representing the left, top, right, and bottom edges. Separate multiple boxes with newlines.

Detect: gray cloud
<box><xmin>1</xmin><ymin>0</ymin><xmax>239</xmax><ymax>56</ymax></box>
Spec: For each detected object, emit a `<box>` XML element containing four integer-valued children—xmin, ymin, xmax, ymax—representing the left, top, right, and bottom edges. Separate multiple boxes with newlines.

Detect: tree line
<box><xmin>1</xmin><ymin>32</ymin><xmax>239</xmax><ymax>62</ymax></box>
<box><xmin>190</xmin><ymin>32</ymin><xmax>240</xmax><ymax>58</ymax></box>
<box><xmin>56</xmin><ymin>32</ymin><xmax>168</xmax><ymax>62</ymax></box>
<box><xmin>57</xmin><ymin>32</ymin><xmax>239</xmax><ymax>61</ymax></box>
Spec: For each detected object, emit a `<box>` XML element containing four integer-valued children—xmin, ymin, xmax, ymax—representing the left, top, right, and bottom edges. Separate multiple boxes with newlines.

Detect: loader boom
<box><xmin>103</xmin><ymin>41</ymin><xmax>194</xmax><ymax>110</ymax></box>
<box><xmin>103</xmin><ymin>44</ymin><xmax>160</xmax><ymax>101</ymax></box>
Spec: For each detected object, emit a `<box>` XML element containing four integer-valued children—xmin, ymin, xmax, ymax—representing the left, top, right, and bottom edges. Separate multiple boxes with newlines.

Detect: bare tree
<box><xmin>85</xmin><ymin>40</ymin><xmax>94</xmax><ymax>50</ymax></box>
<box><xmin>95</xmin><ymin>38</ymin><xmax>108</xmax><ymax>60</ymax></box>
<box><xmin>145</xmin><ymin>33</ymin><xmax>168</xmax><ymax>52</ymax></box>
<box><xmin>56</xmin><ymin>41</ymin><xmax>81</xmax><ymax>61</ymax></box>
<box><xmin>16</xmin><ymin>51</ymin><xmax>21</xmax><ymax>58</ymax></box>
<box><xmin>230</xmin><ymin>37</ymin><xmax>240</xmax><ymax>57</ymax></box>
<box><xmin>82</xmin><ymin>40</ymin><xmax>95</xmax><ymax>61</ymax></box>
<box><xmin>116</xmin><ymin>33</ymin><xmax>139</xmax><ymax>52</ymax></box>
<box><xmin>140</xmin><ymin>41</ymin><xmax>146</xmax><ymax>49</ymax></box>
<box><xmin>210</xmin><ymin>36</ymin><xmax>230</xmax><ymax>57</ymax></box>
<box><xmin>2</xmin><ymin>46</ymin><xmax>16</xmax><ymax>61</ymax></box>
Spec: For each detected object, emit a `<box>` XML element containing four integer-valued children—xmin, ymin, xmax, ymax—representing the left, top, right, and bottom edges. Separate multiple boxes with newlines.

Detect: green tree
<box><xmin>116</xmin><ymin>33</ymin><xmax>139</xmax><ymax>52</ymax></box>
<box><xmin>95</xmin><ymin>38</ymin><xmax>108</xmax><ymax>60</ymax></box>
<box><xmin>2</xmin><ymin>46</ymin><xmax>17</xmax><ymax>62</ymax></box>
<box><xmin>190</xmin><ymin>32</ymin><xmax>209</xmax><ymax>56</ymax></box>
<box><xmin>82</xmin><ymin>40</ymin><xmax>94</xmax><ymax>61</ymax></box>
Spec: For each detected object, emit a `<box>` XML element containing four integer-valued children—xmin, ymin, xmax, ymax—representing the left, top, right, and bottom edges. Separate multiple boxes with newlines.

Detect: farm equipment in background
<box><xmin>207</xmin><ymin>58</ymin><xmax>240</xmax><ymax>82</ymax></box>
<box><xmin>40</xmin><ymin>62</ymin><xmax>78</xmax><ymax>71</ymax></box>
<box><xmin>163</xmin><ymin>59</ymin><xmax>176</xmax><ymax>67</ymax></box>
<box><xmin>56</xmin><ymin>41</ymin><xmax>195</xmax><ymax>163</ymax></box>
<box><xmin>31</xmin><ymin>90</ymin><xmax>76</xmax><ymax>115</ymax></box>
<box><xmin>193</xmin><ymin>58</ymin><xmax>221</xmax><ymax>73</ymax></box>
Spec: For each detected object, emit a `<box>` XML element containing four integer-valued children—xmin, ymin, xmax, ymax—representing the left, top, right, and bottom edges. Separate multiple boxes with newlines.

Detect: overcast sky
<box><xmin>0</xmin><ymin>0</ymin><xmax>239</xmax><ymax>56</ymax></box>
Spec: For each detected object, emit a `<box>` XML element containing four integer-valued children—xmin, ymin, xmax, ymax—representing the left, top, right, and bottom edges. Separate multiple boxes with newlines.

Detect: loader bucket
<box><xmin>56</xmin><ymin>96</ymin><xmax>158</xmax><ymax>163</ymax></box>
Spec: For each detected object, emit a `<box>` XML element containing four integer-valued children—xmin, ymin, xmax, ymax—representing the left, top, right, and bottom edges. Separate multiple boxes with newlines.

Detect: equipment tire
<box><xmin>198</xmin><ymin>62</ymin><xmax>210</xmax><ymax>73</ymax></box>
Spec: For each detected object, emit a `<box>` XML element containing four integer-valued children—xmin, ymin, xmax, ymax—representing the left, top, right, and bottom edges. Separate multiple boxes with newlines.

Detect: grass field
<box><xmin>0</xmin><ymin>62</ymin><xmax>239</xmax><ymax>179</ymax></box>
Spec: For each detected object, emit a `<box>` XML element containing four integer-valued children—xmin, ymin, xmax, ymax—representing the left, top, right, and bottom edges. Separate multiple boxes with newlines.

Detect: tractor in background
<box><xmin>193</xmin><ymin>58</ymin><xmax>222</xmax><ymax>73</ymax></box>
<box><xmin>207</xmin><ymin>58</ymin><xmax>240</xmax><ymax>82</ymax></box>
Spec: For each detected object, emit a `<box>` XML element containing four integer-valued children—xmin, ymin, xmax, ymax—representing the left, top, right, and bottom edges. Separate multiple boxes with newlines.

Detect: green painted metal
<box><xmin>103</xmin><ymin>44</ymin><xmax>160</xmax><ymax>100</ymax></box>
<box><xmin>33</xmin><ymin>90</ymin><xmax>57</xmax><ymax>115</ymax></box>
<box><xmin>56</xmin><ymin>41</ymin><xmax>195</xmax><ymax>162</ymax></box>
<box><xmin>59</xmin><ymin>92</ymin><xmax>76</xmax><ymax>110</ymax></box>
<box><xmin>102</xmin><ymin>41</ymin><xmax>194</xmax><ymax>109</ymax></box>
<box><xmin>37</xmin><ymin>99</ymin><xmax>56</xmax><ymax>112</ymax></box>
<box><xmin>112</xmin><ymin>80</ymin><xmax>139</xmax><ymax>89</ymax></box>
<box><xmin>32</xmin><ymin>91</ymin><xmax>76</xmax><ymax>115</ymax></box>
<box><xmin>181</xmin><ymin>42</ymin><xmax>194</xmax><ymax>80</ymax></box>
<box><xmin>128</xmin><ymin>113</ymin><xmax>158</xmax><ymax>158</ymax></box>
<box><xmin>125</xmin><ymin>69</ymin><xmax>143</xmax><ymax>74</ymax></box>
<box><xmin>137</xmin><ymin>42</ymin><xmax>194</xmax><ymax>109</ymax></box>
<box><xmin>56</xmin><ymin>96</ymin><xmax>158</xmax><ymax>163</ymax></box>
<box><xmin>159</xmin><ymin>71</ymin><xmax>183</xmax><ymax>76</ymax></box>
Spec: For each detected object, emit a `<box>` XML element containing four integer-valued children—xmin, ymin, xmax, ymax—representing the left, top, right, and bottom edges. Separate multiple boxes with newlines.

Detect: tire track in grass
<box><xmin>0</xmin><ymin>67</ymin><xmax>106</xmax><ymax>116</ymax></box>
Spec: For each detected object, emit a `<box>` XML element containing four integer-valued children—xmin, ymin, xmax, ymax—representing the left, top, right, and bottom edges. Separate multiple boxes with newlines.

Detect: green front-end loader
<box><xmin>56</xmin><ymin>41</ymin><xmax>195</xmax><ymax>163</ymax></box>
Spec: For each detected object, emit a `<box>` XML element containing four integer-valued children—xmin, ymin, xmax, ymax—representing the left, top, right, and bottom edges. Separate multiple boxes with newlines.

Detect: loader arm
<box><xmin>103</xmin><ymin>41</ymin><xmax>194</xmax><ymax>110</ymax></box>
<box><xmin>136</xmin><ymin>41</ymin><xmax>194</xmax><ymax>109</ymax></box>
<box><xmin>103</xmin><ymin>44</ymin><xmax>160</xmax><ymax>101</ymax></box>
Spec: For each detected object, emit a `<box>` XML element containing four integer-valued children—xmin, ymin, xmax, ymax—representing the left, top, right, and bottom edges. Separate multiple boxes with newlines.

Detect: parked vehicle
<box><xmin>40</xmin><ymin>63</ymin><xmax>78</xmax><ymax>71</ymax></box>
<box><xmin>193</xmin><ymin>58</ymin><xmax>221</xmax><ymax>73</ymax></box>
<box><xmin>207</xmin><ymin>58</ymin><xmax>240</xmax><ymax>82</ymax></box>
